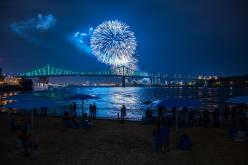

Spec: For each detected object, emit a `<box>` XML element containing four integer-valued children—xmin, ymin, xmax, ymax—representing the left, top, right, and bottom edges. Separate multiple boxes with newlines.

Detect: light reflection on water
<box><xmin>1</xmin><ymin>87</ymin><xmax>248</xmax><ymax>120</ymax></box>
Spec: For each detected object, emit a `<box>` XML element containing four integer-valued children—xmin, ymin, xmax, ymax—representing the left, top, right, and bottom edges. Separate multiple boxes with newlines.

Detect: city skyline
<box><xmin>0</xmin><ymin>0</ymin><xmax>247</xmax><ymax>76</ymax></box>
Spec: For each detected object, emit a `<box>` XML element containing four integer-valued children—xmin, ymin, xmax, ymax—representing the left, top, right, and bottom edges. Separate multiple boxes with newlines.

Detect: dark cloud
<box><xmin>9</xmin><ymin>14</ymin><xmax>56</xmax><ymax>42</ymax></box>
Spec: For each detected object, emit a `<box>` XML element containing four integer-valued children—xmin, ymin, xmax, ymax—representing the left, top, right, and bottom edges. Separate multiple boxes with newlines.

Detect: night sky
<box><xmin>0</xmin><ymin>0</ymin><xmax>247</xmax><ymax>76</ymax></box>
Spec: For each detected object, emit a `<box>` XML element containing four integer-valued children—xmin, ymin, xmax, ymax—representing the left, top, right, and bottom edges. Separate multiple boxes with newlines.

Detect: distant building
<box><xmin>0</xmin><ymin>67</ymin><xmax>4</xmax><ymax>82</ymax></box>
<box><xmin>0</xmin><ymin>68</ymin><xmax>33</xmax><ymax>91</ymax></box>
<box><xmin>18</xmin><ymin>78</ymin><xmax>33</xmax><ymax>91</ymax></box>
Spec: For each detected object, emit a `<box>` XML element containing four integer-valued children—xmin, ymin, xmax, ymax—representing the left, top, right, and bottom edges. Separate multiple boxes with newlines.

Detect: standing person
<box><xmin>73</xmin><ymin>102</ymin><xmax>77</xmax><ymax>118</ymax></box>
<box><xmin>188</xmin><ymin>111</ymin><xmax>194</xmax><ymax>127</ymax></box>
<box><xmin>120</xmin><ymin>105</ymin><xmax>127</xmax><ymax>122</ymax></box>
<box><xmin>157</xmin><ymin>106</ymin><xmax>163</xmax><ymax>119</ymax></box>
<box><xmin>69</xmin><ymin>104</ymin><xmax>73</xmax><ymax>117</ymax></box>
<box><xmin>213</xmin><ymin>109</ymin><xmax>220</xmax><ymax>127</ymax></box>
<box><xmin>92</xmin><ymin>103</ymin><xmax>97</xmax><ymax>119</ymax></box>
<box><xmin>231</xmin><ymin>107</ymin><xmax>237</xmax><ymax>127</ymax></box>
<box><xmin>160</xmin><ymin>118</ymin><xmax>169</xmax><ymax>152</ymax></box>
<box><xmin>89</xmin><ymin>104</ymin><xmax>93</xmax><ymax>118</ymax></box>
<box><xmin>152</xmin><ymin>127</ymin><xmax>161</xmax><ymax>152</ymax></box>
<box><xmin>238</xmin><ymin>109</ymin><xmax>245</xmax><ymax>129</ymax></box>
<box><xmin>203</xmin><ymin>110</ymin><xmax>210</xmax><ymax>128</ymax></box>
<box><xmin>172</xmin><ymin>107</ymin><xmax>176</xmax><ymax>122</ymax></box>
<box><xmin>223</xmin><ymin>106</ymin><xmax>230</xmax><ymax>126</ymax></box>
<box><xmin>145</xmin><ymin>107</ymin><xmax>153</xmax><ymax>123</ymax></box>
<box><xmin>182</xmin><ymin>107</ymin><xmax>189</xmax><ymax>128</ymax></box>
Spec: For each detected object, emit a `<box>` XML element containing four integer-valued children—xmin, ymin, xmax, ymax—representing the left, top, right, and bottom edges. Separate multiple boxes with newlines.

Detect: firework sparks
<box><xmin>90</xmin><ymin>20</ymin><xmax>137</xmax><ymax>67</ymax></box>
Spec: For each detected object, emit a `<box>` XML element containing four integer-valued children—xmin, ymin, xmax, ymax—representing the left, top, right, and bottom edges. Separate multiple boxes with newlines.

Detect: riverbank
<box><xmin>0</xmin><ymin>114</ymin><xmax>248</xmax><ymax>165</ymax></box>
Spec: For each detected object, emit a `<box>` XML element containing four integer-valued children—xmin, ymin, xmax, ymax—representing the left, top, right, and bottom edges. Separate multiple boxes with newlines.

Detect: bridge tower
<box><xmin>204</xmin><ymin>80</ymin><xmax>208</xmax><ymax>87</ymax></box>
<box><xmin>121</xmin><ymin>66</ymin><xmax>126</xmax><ymax>87</ymax></box>
<box><xmin>150</xmin><ymin>77</ymin><xmax>153</xmax><ymax>86</ymax></box>
<box><xmin>150</xmin><ymin>76</ymin><xmax>159</xmax><ymax>86</ymax></box>
<box><xmin>122</xmin><ymin>76</ymin><xmax>126</xmax><ymax>87</ymax></box>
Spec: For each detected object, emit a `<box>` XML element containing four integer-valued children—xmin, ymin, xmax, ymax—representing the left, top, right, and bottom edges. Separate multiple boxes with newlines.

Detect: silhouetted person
<box><xmin>188</xmin><ymin>110</ymin><xmax>194</xmax><ymax>127</ymax></box>
<box><xmin>120</xmin><ymin>105</ymin><xmax>127</xmax><ymax>122</ymax></box>
<box><xmin>89</xmin><ymin>104</ymin><xmax>93</xmax><ymax>118</ymax></box>
<box><xmin>44</xmin><ymin>107</ymin><xmax>48</xmax><ymax>116</ymax></box>
<box><xmin>64</xmin><ymin>111</ymin><xmax>69</xmax><ymax>118</ymax></box>
<box><xmin>145</xmin><ymin>107</ymin><xmax>153</xmax><ymax>123</ymax></box>
<box><xmin>178</xmin><ymin>133</ymin><xmax>192</xmax><ymax>150</ymax></box>
<box><xmin>157</xmin><ymin>106</ymin><xmax>163</xmax><ymax>119</ymax></box>
<box><xmin>182</xmin><ymin>107</ymin><xmax>189</xmax><ymax>128</ymax></box>
<box><xmin>238</xmin><ymin>109</ymin><xmax>245</xmax><ymax>129</ymax></box>
<box><xmin>223</xmin><ymin>106</ymin><xmax>230</xmax><ymax>126</ymax></box>
<box><xmin>160</xmin><ymin>119</ymin><xmax>169</xmax><ymax>152</ymax></box>
<box><xmin>152</xmin><ymin>127</ymin><xmax>161</xmax><ymax>152</ymax></box>
<box><xmin>33</xmin><ymin>108</ymin><xmax>37</xmax><ymax>116</ymax></box>
<box><xmin>92</xmin><ymin>103</ymin><xmax>97</xmax><ymax>119</ymax></box>
<box><xmin>73</xmin><ymin>102</ymin><xmax>77</xmax><ymax>117</ymax></box>
<box><xmin>40</xmin><ymin>107</ymin><xmax>43</xmax><ymax>116</ymax></box>
<box><xmin>203</xmin><ymin>110</ymin><xmax>210</xmax><ymax>128</ymax></box>
<box><xmin>231</xmin><ymin>107</ymin><xmax>237</xmax><ymax>127</ymax></box>
<box><xmin>198</xmin><ymin>114</ymin><xmax>203</xmax><ymax>127</ymax></box>
<box><xmin>10</xmin><ymin>118</ymin><xmax>21</xmax><ymax>130</ymax></box>
<box><xmin>213</xmin><ymin>109</ymin><xmax>220</xmax><ymax>127</ymax></box>
<box><xmin>172</xmin><ymin>107</ymin><xmax>176</xmax><ymax>121</ymax></box>
<box><xmin>69</xmin><ymin>104</ymin><xmax>73</xmax><ymax>117</ymax></box>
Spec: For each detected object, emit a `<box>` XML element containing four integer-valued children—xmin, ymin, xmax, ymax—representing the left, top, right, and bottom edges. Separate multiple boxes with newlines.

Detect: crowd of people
<box><xmin>151</xmin><ymin>109</ymin><xmax>192</xmax><ymax>153</ymax></box>
<box><xmin>152</xmin><ymin>118</ymin><xmax>170</xmax><ymax>152</ymax></box>
<box><xmin>143</xmin><ymin>104</ymin><xmax>248</xmax><ymax>153</ymax></box>
<box><xmin>63</xmin><ymin>111</ymin><xmax>92</xmax><ymax>129</ymax></box>
<box><xmin>7</xmin><ymin>101</ymin><xmax>247</xmax><ymax>156</ymax></box>
<box><xmin>63</xmin><ymin>102</ymin><xmax>98</xmax><ymax>128</ymax></box>
<box><xmin>143</xmin><ymin>105</ymin><xmax>247</xmax><ymax>129</ymax></box>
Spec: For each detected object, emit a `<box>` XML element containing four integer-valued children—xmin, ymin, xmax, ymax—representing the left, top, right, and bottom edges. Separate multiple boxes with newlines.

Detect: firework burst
<box><xmin>90</xmin><ymin>20</ymin><xmax>137</xmax><ymax>67</ymax></box>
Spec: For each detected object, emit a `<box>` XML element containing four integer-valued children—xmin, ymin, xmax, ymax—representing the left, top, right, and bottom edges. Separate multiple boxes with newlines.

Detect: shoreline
<box><xmin>0</xmin><ymin>114</ymin><xmax>248</xmax><ymax>165</ymax></box>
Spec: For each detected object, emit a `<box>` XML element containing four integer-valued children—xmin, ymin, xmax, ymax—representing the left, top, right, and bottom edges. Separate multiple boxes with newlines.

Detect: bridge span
<box><xmin>16</xmin><ymin>64</ymin><xmax>197</xmax><ymax>87</ymax></box>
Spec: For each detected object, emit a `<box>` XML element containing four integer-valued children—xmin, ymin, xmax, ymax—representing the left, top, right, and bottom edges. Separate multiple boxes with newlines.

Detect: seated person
<box><xmin>178</xmin><ymin>133</ymin><xmax>192</xmax><ymax>150</ymax></box>
<box><xmin>229</xmin><ymin>127</ymin><xmax>238</xmax><ymax>139</ymax></box>
<box><xmin>10</xmin><ymin>118</ymin><xmax>21</xmax><ymax>130</ymax></box>
<box><xmin>143</xmin><ymin>108</ymin><xmax>154</xmax><ymax>124</ymax></box>
<box><xmin>63</xmin><ymin>116</ymin><xmax>71</xmax><ymax>127</ymax></box>
<box><xmin>152</xmin><ymin>128</ymin><xmax>161</xmax><ymax>152</ymax></box>
<box><xmin>16</xmin><ymin>135</ymin><xmax>24</xmax><ymax>151</ymax></box>
<box><xmin>63</xmin><ymin>117</ymin><xmax>79</xmax><ymax>128</ymax></box>
<box><xmin>71</xmin><ymin>118</ymin><xmax>80</xmax><ymax>128</ymax></box>
<box><xmin>80</xmin><ymin>114</ymin><xmax>92</xmax><ymax>128</ymax></box>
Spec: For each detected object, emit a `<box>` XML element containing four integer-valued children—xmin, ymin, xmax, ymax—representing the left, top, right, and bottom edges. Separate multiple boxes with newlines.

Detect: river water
<box><xmin>1</xmin><ymin>87</ymin><xmax>248</xmax><ymax>120</ymax></box>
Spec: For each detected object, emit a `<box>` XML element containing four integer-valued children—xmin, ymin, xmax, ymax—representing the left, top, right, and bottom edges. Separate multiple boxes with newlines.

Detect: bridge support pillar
<box><xmin>154</xmin><ymin>77</ymin><xmax>157</xmax><ymax>85</ymax></box>
<box><xmin>158</xmin><ymin>77</ymin><xmax>161</xmax><ymax>85</ymax></box>
<box><xmin>38</xmin><ymin>77</ymin><xmax>49</xmax><ymax>84</ymax></box>
<box><xmin>150</xmin><ymin>77</ymin><xmax>153</xmax><ymax>86</ymax></box>
<box><xmin>122</xmin><ymin>76</ymin><xmax>126</xmax><ymax>87</ymax></box>
<box><xmin>204</xmin><ymin>80</ymin><xmax>208</xmax><ymax>87</ymax></box>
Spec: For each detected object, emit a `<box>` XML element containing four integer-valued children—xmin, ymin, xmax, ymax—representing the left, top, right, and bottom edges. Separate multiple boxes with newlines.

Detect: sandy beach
<box><xmin>0</xmin><ymin>114</ymin><xmax>247</xmax><ymax>165</ymax></box>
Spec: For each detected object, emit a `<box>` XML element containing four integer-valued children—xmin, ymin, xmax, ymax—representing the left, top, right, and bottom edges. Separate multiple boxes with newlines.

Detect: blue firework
<box><xmin>90</xmin><ymin>20</ymin><xmax>137</xmax><ymax>67</ymax></box>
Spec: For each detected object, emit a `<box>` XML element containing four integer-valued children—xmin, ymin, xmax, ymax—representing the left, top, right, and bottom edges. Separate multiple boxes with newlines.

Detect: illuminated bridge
<box><xmin>16</xmin><ymin>64</ymin><xmax>197</xmax><ymax>87</ymax></box>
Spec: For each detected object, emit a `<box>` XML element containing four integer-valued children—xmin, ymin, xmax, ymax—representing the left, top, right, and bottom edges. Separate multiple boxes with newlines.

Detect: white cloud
<box><xmin>36</xmin><ymin>14</ymin><xmax>56</xmax><ymax>30</ymax></box>
<box><xmin>10</xmin><ymin>14</ymin><xmax>56</xmax><ymax>35</ymax></box>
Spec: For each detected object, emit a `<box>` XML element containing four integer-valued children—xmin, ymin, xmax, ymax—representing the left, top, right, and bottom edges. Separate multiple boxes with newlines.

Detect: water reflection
<box><xmin>1</xmin><ymin>87</ymin><xmax>248</xmax><ymax>120</ymax></box>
